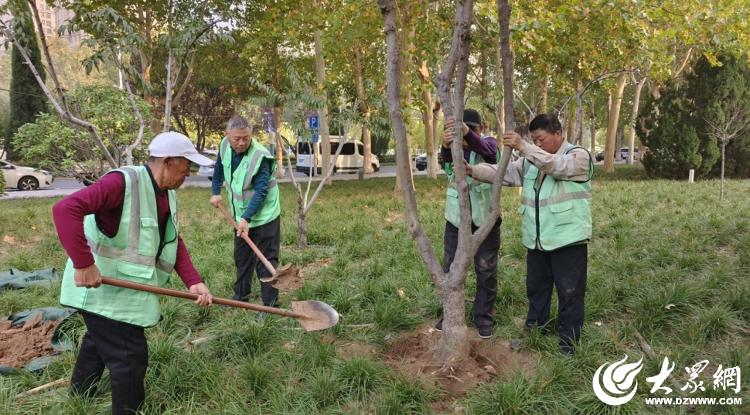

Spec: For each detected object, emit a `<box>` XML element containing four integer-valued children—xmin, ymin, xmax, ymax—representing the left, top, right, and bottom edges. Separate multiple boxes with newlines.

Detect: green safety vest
<box><xmin>444</xmin><ymin>151</ymin><xmax>495</xmax><ymax>228</ymax></box>
<box><xmin>59</xmin><ymin>166</ymin><xmax>179</xmax><ymax>327</ymax></box>
<box><xmin>518</xmin><ymin>143</ymin><xmax>593</xmax><ymax>251</ymax></box>
<box><xmin>220</xmin><ymin>137</ymin><xmax>280</xmax><ymax>227</ymax></box>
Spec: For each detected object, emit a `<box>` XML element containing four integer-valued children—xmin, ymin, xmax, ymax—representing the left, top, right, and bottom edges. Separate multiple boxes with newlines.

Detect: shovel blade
<box><xmin>291</xmin><ymin>300</ymin><xmax>339</xmax><ymax>331</ymax></box>
<box><xmin>259</xmin><ymin>265</ymin><xmax>299</xmax><ymax>285</ymax></box>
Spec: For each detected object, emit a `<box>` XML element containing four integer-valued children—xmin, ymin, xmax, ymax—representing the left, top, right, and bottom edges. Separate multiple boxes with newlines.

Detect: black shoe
<box><xmin>478</xmin><ymin>326</ymin><xmax>493</xmax><ymax>339</ymax></box>
<box><xmin>434</xmin><ymin>318</ymin><xmax>443</xmax><ymax>331</ymax></box>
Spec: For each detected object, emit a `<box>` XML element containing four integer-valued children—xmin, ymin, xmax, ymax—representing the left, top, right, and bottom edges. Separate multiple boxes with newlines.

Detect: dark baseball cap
<box><xmin>463</xmin><ymin>109</ymin><xmax>482</xmax><ymax>128</ymax></box>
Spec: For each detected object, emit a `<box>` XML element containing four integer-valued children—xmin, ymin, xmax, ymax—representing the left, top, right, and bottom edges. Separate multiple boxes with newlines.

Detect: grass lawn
<box><xmin>0</xmin><ymin>164</ymin><xmax>748</xmax><ymax>414</ymax></box>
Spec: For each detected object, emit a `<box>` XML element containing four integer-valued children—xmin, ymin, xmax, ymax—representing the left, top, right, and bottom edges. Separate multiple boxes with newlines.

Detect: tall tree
<box><xmin>4</xmin><ymin>0</ymin><xmax>46</xmax><ymax>160</ymax></box>
<box><xmin>379</xmin><ymin>0</ymin><xmax>515</xmax><ymax>366</ymax></box>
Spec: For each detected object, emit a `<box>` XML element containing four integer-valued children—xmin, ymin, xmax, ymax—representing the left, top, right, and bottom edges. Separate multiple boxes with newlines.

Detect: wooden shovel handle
<box><xmin>216</xmin><ymin>204</ymin><xmax>278</xmax><ymax>275</ymax></box>
<box><xmin>100</xmin><ymin>277</ymin><xmax>304</xmax><ymax>319</ymax></box>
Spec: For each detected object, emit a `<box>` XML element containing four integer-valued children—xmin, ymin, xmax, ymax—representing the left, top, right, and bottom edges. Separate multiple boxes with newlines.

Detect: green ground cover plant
<box><xmin>0</xmin><ymin>165</ymin><xmax>748</xmax><ymax>414</ymax></box>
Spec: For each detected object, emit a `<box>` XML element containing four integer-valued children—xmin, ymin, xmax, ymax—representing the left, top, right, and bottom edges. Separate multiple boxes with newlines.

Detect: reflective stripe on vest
<box><xmin>444</xmin><ymin>151</ymin><xmax>495</xmax><ymax>228</ymax></box>
<box><xmin>519</xmin><ymin>144</ymin><xmax>593</xmax><ymax>251</ymax></box>
<box><xmin>59</xmin><ymin>165</ymin><xmax>179</xmax><ymax>327</ymax></box>
<box><xmin>520</xmin><ymin>190</ymin><xmax>592</xmax><ymax>208</ymax></box>
<box><xmin>220</xmin><ymin>137</ymin><xmax>281</xmax><ymax>227</ymax></box>
<box><xmin>85</xmin><ymin>167</ymin><xmax>175</xmax><ymax>273</ymax></box>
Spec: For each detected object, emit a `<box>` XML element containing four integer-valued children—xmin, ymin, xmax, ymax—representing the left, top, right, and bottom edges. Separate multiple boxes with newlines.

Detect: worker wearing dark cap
<box><xmin>435</xmin><ymin>108</ymin><xmax>500</xmax><ymax>339</ymax></box>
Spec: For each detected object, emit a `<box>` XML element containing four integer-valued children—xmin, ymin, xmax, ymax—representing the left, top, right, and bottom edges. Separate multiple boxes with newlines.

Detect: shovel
<box><xmin>101</xmin><ymin>277</ymin><xmax>339</xmax><ymax>331</ymax></box>
<box><xmin>216</xmin><ymin>204</ymin><xmax>299</xmax><ymax>285</ymax></box>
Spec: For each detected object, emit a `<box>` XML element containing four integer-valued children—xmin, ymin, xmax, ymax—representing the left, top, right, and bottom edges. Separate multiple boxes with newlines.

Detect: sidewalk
<box><xmin>1</xmin><ymin>169</ymin><xmax>443</xmax><ymax>200</ymax></box>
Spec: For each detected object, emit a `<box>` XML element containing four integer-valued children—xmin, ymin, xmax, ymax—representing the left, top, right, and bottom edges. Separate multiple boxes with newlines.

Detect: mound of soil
<box><xmin>383</xmin><ymin>323</ymin><xmax>536</xmax><ymax>398</ymax></box>
<box><xmin>0</xmin><ymin>313</ymin><xmax>61</xmax><ymax>368</ymax></box>
<box><xmin>267</xmin><ymin>265</ymin><xmax>303</xmax><ymax>292</ymax></box>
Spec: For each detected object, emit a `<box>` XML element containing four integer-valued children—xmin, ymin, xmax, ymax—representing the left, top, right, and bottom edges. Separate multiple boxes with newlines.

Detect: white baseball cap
<box><xmin>148</xmin><ymin>131</ymin><xmax>214</xmax><ymax>166</ymax></box>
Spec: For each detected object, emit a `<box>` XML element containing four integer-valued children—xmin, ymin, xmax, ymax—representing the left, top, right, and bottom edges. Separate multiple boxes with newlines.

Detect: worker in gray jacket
<box><xmin>466</xmin><ymin>114</ymin><xmax>593</xmax><ymax>355</ymax></box>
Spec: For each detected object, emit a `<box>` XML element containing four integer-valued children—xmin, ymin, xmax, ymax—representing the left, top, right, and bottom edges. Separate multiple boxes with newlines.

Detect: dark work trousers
<box><xmin>70</xmin><ymin>310</ymin><xmax>148</xmax><ymax>415</ymax></box>
<box><xmin>443</xmin><ymin>219</ymin><xmax>501</xmax><ymax>328</ymax></box>
<box><xmin>526</xmin><ymin>244</ymin><xmax>588</xmax><ymax>349</ymax></box>
<box><xmin>233</xmin><ymin>216</ymin><xmax>280</xmax><ymax>306</ymax></box>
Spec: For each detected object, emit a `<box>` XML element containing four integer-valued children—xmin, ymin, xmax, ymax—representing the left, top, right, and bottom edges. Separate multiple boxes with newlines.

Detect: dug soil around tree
<box><xmin>383</xmin><ymin>323</ymin><xmax>536</xmax><ymax>399</ymax></box>
<box><xmin>0</xmin><ymin>313</ymin><xmax>61</xmax><ymax>368</ymax></box>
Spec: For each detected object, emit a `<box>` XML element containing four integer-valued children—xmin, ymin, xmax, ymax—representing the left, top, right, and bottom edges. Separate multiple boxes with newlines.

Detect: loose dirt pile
<box><xmin>0</xmin><ymin>313</ymin><xmax>60</xmax><ymax>368</ymax></box>
<box><xmin>383</xmin><ymin>323</ymin><xmax>536</xmax><ymax>398</ymax></box>
<box><xmin>267</xmin><ymin>265</ymin><xmax>303</xmax><ymax>292</ymax></box>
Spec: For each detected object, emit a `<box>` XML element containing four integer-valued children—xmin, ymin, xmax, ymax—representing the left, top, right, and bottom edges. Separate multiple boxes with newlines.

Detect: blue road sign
<box><xmin>309</xmin><ymin>115</ymin><xmax>319</xmax><ymax>129</ymax></box>
<box><xmin>312</xmin><ymin>133</ymin><xmax>319</xmax><ymax>144</ymax></box>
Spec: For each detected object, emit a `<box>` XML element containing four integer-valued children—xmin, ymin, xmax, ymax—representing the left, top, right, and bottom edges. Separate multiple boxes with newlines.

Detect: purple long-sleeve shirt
<box><xmin>440</xmin><ymin>128</ymin><xmax>498</xmax><ymax>164</ymax></box>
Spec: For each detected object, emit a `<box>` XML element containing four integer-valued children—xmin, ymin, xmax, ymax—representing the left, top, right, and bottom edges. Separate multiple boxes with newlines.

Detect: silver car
<box><xmin>1</xmin><ymin>160</ymin><xmax>54</xmax><ymax>190</ymax></box>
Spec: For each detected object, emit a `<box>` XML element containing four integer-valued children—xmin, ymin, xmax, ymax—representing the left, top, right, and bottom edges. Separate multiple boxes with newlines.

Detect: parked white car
<box><xmin>296</xmin><ymin>136</ymin><xmax>380</xmax><ymax>175</ymax></box>
<box><xmin>197</xmin><ymin>150</ymin><xmax>217</xmax><ymax>181</ymax></box>
<box><xmin>1</xmin><ymin>160</ymin><xmax>54</xmax><ymax>190</ymax></box>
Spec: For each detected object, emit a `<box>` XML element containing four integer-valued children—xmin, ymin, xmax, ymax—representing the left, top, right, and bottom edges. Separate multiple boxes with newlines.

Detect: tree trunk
<box><xmin>540</xmin><ymin>77</ymin><xmax>548</xmax><ymax>113</ymax></box>
<box><xmin>354</xmin><ymin>47</ymin><xmax>374</xmax><ymax>174</ymax></box>
<box><xmin>432</xmin><ymin>102</ymin><xmax>441</xmax><ymax>174</ymax></box>
<box><xmin>274</xmin><ymin>106</ymin><xmax>284</xmax><ymax>178</ymax></box>
<box><xmin>604</xmin><ymin>73</ymin><xmax>628</xmax><ymax>173</ymax></box>
<box><xmin>314</xmin><ymin>30</ymin><xmax>332</xmax><ymax>185</ymax></box>
<box><xmin>720</xmin><ymin>141</ymin><xmax>725</xmax><ymax>201</ymax></box>
<box><xmin>418</xmin><ymin>60</ymin><xmax>437</xmax><ymax>179</ymax></box>
<box><xmin>380</xmin><ymin>0</ymin><xmax>475</xmax><ymax>367</ymax></box>
<box><xmin>297</xmin><ymin>207</ymin><xmax>308</xmax><ymax>248</ymax></box>
<box><xmin>422</xmin><ymin>90</ymin><xmax>436</xmax><ymax>179</ymax></box>
<box><xmin>394</xmin><ymin>5</ymin><xmax>417</xmax><ymax>194</ymax></box>
<box><xmin>566</xmin><ymin>105</ymin><xmax>575</xmax><ymax>142</ymax></box>
<box><xmin>590</xmin><ymin>101</ymin><xmax>596</xmax><ymax>155</ymax></box>
<box><xmin>434</xmin><ymin>284</ymin><xmax>469</xmax><ymax>363</ymax></box>
<box><xmin>163</xmin><ymin>49</ymin><xmax>174</xmax><ymax>132</ymax></box>
<box><xmin>628</xmin><ymin>75</ymin><xmax>648</xmax><ymax>164</ymax></box>
<box><xmin>494</xmin><ymin>40</ymin><xmax>504</xmax><ymax>136</ymax></box>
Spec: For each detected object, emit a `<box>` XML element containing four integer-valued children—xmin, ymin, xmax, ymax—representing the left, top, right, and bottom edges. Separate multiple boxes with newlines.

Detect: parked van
<box><xmin>296</xmin><ymin>136</ymin><xmax>380</xmax><ymax>175</ymax></box>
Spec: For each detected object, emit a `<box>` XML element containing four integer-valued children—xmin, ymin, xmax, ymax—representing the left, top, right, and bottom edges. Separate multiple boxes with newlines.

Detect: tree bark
<box><xmin>566</xmin><ymin>106</ymin><xmax>575</xmax><ymax>142</ymax></box>
<box><xmin>720</xmin><ymin>142</ymin><xmax>725</xmax><ymax>201</ymax></box>
<box><xmin>163</xmin><ymin>49</ymin><xmax>174</xmax><ymax>132</ymax></box>
<box><xmin>354</xmin><ymin>47</ymin><xmax>374</xmax><ymax>174</ymax></box>
<box><xmin>604</xmin><ymin>73</ymin><xmax>628</xmax><ymax>173</ymax></box>
<box><xmin>418</xmin><ymin>60</ymin><xmax>437</xmax><ymax>179</ymax></box>
<box><xmin>314</xmin><ymin>29</ymin><xmax>332</xmax><ymax>184</ymax></box>
<box><xmin>590</xmin><ymin>101</ymin><xmax>597</xmax><ymax>155</ymax></box>
<box><xmin>628</xmin><ymin>73</ymin><xmax>648</xmax><ymax>164</ymax></box>
<box><xmin>274</xmin><ymin>106</ymin><xmax>284</xmax><ymax>178</ymax></box>
<box><xmin>540</xmin><ymin>77</ymin><xmax>548</xmax><ymax>113</ymax></box>
<box><xmin>432</xmin><ymin>101</ymin><xmax>441</xmax><ymax>172</ymax></box>
<box><xmin>297</xmin><ymin>209</ymin><xmax>308</xmax><ymax>248</ymax></box>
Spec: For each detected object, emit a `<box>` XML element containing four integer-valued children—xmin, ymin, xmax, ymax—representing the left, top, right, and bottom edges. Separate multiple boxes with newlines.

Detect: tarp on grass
<box><xmin>0</xmin><ymin>268</ymin><xmax>58</xmax><ymax>291</ymax></box>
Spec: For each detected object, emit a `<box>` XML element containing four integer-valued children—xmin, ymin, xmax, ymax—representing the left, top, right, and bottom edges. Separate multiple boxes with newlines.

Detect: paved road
<box><xmin>1</xmin><ymin>165</ymin><xmax>444</xmax><ymax>200</ymax></box>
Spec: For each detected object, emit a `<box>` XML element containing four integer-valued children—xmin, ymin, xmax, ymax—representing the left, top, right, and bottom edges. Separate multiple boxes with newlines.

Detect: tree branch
<box><xmin>1</xmin><ymin>24</ymin><xmax>118</xmax><ymax>168</ymax></box>
<box><xmin>26</xmin><ymin>0</ymin><xmax>68</xmax><ymax>111</ymax></box>
<box><xmin>379</xmin><ymin>0</ymin><xmax>443</xmax><ymax>278</ymax></box>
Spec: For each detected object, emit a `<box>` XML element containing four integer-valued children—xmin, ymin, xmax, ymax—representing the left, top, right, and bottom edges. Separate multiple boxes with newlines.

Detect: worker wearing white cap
<box><xmin>53</xmin><ymin>131</ymin><xmax>215</xmax><ymax>414</ymax></box>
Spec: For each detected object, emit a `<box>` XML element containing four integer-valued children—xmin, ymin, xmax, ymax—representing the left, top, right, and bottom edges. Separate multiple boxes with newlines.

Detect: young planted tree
<box><xmin>3</xmin><ymin>0</ymin><xmax>47</xmax><ymax>161</ymax></box>
<box><xmin>378</xmin><ymin>0</ymin><xmax>514</xmax><ymax>365</ymax></box>
<box><xmin>284</xmin><ymin>107</ymin><xmax>358</xmax><ymax>248</ymax></box>
<box><xmin>704</xmin><ymin>103</ymin><xmax>750</xmax><ymax>200</ymax></box>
